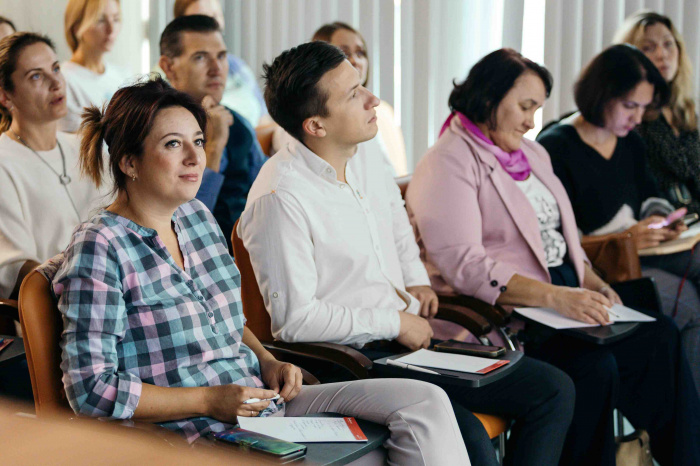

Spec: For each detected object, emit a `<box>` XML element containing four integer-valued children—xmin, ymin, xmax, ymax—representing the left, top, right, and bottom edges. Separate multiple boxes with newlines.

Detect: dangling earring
<box><xmin>131</xmin><ymin>173</ymin><xmax>136</xmax><ymax>182</ymax></box>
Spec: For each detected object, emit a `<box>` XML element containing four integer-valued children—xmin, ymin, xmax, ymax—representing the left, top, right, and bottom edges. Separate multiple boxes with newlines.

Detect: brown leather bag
<box><xmin>581</xmin><ymin>232</ymin><xmax>641</xmax><ymax>284</ymax></box>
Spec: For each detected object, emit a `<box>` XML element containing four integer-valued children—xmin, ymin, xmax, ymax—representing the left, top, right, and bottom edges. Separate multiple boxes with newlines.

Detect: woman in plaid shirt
<box><xmin>51</xmin><ymin>77</ymin><xmax>471</xmax><ymax>465</ymax></box>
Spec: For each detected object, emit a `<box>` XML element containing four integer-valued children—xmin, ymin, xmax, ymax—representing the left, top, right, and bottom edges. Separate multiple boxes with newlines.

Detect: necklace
<box><xmin>9</xmin><ymin>129</ymin><xmax>71</xmax><ymax>185</ymax></box>
<box><xmin>9</xmin><ymin>128</ymin><xmax>81</xmax><ymax>220</ymax></box>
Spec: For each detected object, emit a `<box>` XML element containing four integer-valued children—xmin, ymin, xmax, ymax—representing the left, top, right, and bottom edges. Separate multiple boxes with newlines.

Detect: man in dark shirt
<box><xmin>159</xmin><ymin>15</ymin><xmax>267</xmax><ymax>249</ymax></box>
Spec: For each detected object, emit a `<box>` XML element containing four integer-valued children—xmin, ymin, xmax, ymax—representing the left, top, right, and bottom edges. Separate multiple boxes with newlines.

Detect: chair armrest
<box><xmin>0</xmin><ymin>298</ymin><xmax>19</xmax><ymax>321</ymax></box>
<box><xmin>435</xmin><ymin>303</ymin><xmax>492</xmax><ymax>337</ymax></box>
<box><xmin>262</xmin><ymin>341</ymin><xmax>373</xmax><ymax>380</ymax></box>
<box><xmin>438</xmin><ymin>294</ymin><xmax>510</xmax><ymax>326</ymax></box>
<box><xmin>261</xmin><ymin>345</ymin><xmax>322</xmax><ymax>385</ymax></box>
<box><xmin>611</xmin><ymin>277</ymin><xmax>662</xmax><ymax>314</ymax></box>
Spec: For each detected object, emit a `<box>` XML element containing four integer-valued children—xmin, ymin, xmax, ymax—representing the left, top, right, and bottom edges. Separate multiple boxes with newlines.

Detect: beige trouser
<box><xmin>285</xmin><ymin>378</ymin><xmax>471</xmax><ymax>466</ymax></box>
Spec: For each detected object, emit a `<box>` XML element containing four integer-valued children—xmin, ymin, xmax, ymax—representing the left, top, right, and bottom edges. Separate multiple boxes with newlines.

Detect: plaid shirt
<box><xmin>52</xmin><ymin>200</ymin><xmax>278</xmax><ymax>442</ymax></box>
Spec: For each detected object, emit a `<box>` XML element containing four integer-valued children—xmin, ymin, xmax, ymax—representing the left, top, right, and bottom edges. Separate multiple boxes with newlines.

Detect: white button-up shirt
<box><xmin>238</xmin><ymin>137</ymin><xmax>429</xmax><ymax>348</ymax></box>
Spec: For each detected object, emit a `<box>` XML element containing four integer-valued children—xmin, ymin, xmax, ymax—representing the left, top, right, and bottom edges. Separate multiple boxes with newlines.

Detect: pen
<box><xmin>386</xmin><ymin>359</ymin><xmax>458</xmax><ymax>377</ymax></box>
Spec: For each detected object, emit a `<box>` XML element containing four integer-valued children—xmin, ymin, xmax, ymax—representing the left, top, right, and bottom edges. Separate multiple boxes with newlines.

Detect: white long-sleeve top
<box><xmin>0</xmin><ymin>132</ymin><xmax>106</xmax><ymax>297</ymax></box>
<box><xmin>58</xmin><ymin>61</ymin><xmax>133</xmax><ymax>133</ymax></box>
<box><xmin>238</xmin><ymin>137</ymin><xmax>429</xmax><ymax>348</ymax></box>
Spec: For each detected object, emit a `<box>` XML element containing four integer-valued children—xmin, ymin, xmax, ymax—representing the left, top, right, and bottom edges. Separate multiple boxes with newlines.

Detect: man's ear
<box><xmin>301</xmin><ymin>117</ymin><xmax>326</xmax><ymax>140</ymax></box>
<box><xmin>159</xmin><ymin>55</ymin><xmax>176</xmax><ymax>82</ymax></box>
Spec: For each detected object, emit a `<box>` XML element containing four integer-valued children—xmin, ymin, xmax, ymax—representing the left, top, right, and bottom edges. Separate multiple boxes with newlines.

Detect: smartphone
<box><xmin>212</xmin><ymin>428</ymin><xmax>307</xmax><ymax>462</ymax></box>
<box><xmin>433</xmin><ymin>340</ymin><xmax>506</xmax><ymax>358</ymax></box>
<box><xmin>648</xmin><ymin>207</ymin><xmax>687</xmax><ymax>229</ymax></box>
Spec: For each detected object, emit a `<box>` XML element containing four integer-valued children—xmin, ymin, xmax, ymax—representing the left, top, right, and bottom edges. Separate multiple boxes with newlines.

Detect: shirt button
<box><xmin>326</xmin><ymin>168</ymin><xmax>332</xmax><ymax>174</ymax></box>
<box><xmin>490</xmin><ymin>280</ymin><xmax>498</xmax><ymax>287</ymax></box>
<box><xmin>340</xmin><ymin>184</ymin><xmax>345</xmax><ymax>189</ymax></box>
<box><xmin>208</xmin><ymin>312</ymin><xmax>214</xmax><ymax>318</ymax></box>
<box><xmin>500</xmin><ymin>286</ymin><xmax>507</xmax><ymax>292</ymax></box>
<box><xmin>272</xmin><ymin>292</ymin><xmax>279</xmax><ymax>298</ymax></box>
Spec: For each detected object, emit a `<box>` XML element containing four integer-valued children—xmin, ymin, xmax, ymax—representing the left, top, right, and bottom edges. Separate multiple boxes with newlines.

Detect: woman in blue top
<box><xmin>51</xmin><ymin>77</ymin><xmax>471</xmax><ymax>464</ymax></box>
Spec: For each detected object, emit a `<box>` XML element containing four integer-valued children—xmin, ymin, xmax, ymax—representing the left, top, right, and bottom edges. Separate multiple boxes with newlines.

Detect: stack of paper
<box><xmin>514</xmin><ymin>304</ymin><xmax>655</xmax><ymax>330</ymax></box>
<box><xmin>394</xmin><ymin>349</ymin><xmax>509</xmax><ymax>374</ymax></box>
<box><xmin>237</xmin><ymin>417</ymin><xmax>368</xmax><ymax>443</ymax></box>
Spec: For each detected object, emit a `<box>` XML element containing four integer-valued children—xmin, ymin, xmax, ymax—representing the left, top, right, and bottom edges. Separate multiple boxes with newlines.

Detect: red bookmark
<box><xmin>476</xmin><ymin>360</ymin><xmax>510</xmax><ymax>374</ymax></box>
<box><xmin>344</xmin><ymin>417</ymin><xmax>368</xmax><ymax>441</ymax></box>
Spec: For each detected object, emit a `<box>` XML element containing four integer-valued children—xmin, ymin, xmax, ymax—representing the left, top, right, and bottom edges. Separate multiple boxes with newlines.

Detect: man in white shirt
<box><xmin>238</xmin><ymin>41</ymin><xmax>575</xmax><ymax>466</ymax></box>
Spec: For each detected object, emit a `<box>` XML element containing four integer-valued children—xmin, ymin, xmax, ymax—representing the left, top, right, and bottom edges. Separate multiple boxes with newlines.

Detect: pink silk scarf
<box><xmin>440</xmin><ymin>111</ymin><xmax>532</xmax><ymax>181</ymax></box>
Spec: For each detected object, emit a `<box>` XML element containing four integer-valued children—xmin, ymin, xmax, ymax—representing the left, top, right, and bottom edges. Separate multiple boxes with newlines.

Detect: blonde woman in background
<box><xmin>59</xmin><ymin>0</ymin><xmax>132</xmax><ymax>133</ymax></box>
<box><xmin>615</xmin><ymin>12</ymin><xmax>700</xmax><ymax>214</ymax></box>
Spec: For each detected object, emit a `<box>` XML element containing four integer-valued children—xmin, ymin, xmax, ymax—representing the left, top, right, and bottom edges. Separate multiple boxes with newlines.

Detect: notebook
<box><xmin>514</xmin><ymin>304</ymin><xmax>656</xmax><ymax>330</ymax></box>
<box><xmin>394</xmin><ymin>349</ymin><xmax>510</xmax><ymax>374</ymax></box>
<box><xmin>236</xmin><ymin>417</ymin><xmax>368</xmax><ymax>443</ymax></box>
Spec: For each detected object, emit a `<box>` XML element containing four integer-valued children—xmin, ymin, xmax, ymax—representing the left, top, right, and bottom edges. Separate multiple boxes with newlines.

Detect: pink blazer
<box><xmin>406</xmin><ymin>116</ymin><xmax>588</xmax><ymax>305</ymax></box>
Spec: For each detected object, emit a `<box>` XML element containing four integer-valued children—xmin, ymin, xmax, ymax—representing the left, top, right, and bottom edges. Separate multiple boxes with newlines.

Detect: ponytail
<box><xmin>79</xmin><ymin>105</ymin><xmax>105</xmax><ymax>188</ymax></box>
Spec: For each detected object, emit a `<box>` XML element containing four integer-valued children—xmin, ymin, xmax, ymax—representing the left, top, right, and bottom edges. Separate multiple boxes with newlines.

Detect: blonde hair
<box><xmin>64</xmin><ymin>0</ymin><xmax>120</xmax><ymax>53</ymax></box>
<box><xmin>613</xmin><ymin>10</ymin><xmax>696</xmax><ymax>131</ymax></box>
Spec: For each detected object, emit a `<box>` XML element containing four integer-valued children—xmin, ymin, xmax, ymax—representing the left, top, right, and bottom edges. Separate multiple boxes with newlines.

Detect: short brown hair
<box><xmin>449</xmin><ymin>48</ymin><xmax>552</xmax><ymax>130</ymax></box>
<box><xmin>575</xmin><ymin>44</ymin><xmax>669</xmax><ymax>127</ymax></box>
<box><xmin>312</xmin><ymin>21</ymin><xmax>369</xmax><ymax>87</ymax></box>
<box><xmin>80</xmin><ymin>75</ymin><xmax>207</xmax><ymax>195</ymax></box>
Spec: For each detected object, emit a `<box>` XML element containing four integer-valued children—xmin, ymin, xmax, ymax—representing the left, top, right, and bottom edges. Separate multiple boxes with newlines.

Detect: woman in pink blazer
<box><xmin>407</xmin><ymin>48</ymin><xmax>700</xmax><ymax>466</ymax></box>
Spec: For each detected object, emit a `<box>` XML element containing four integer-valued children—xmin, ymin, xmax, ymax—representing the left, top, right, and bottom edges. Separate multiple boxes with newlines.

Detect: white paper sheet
<box><xmin>394</xmin><ymin>348</ymin><xmax>507</xmax><ymax>374</ymax></box>
<box><xmin>237</xmin><ymin>417</ymin><xmax>367</xmax><ymax>443</ymax></box>
<box><xmin>514</xmin><ymin>304</ymin><xmax>655</xmax><ymax>330</ymax></box>
<box><xmin>680</xmin><ymin>223</ymin><xmax>700</xmax><ymax>239</ymax></box>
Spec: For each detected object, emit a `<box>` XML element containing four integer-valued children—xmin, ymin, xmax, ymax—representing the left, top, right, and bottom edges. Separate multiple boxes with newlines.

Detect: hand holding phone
<box><xmin>648</xmin><ymin>207</ymin><xmax>687</xmax><ymax>229</ymax></box>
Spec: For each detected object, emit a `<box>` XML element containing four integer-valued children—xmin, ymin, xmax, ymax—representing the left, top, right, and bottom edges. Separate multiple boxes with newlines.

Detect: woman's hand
<box><xmin>628</xmin><ymin>217</ymin><xmax>672</xmax><ymax>249</ymax></box>
<box><xmin>550</xmin><ymin>286</ymin><xmax>613</xmax><ymax>325</ymax></box>
<box><xmin>259</xmin><ymin>358</ymin><xmax>303</xmax><ymax>403</ymax></box>
<box><xmin>597</xmin><ymin>285</ymin><xmax>622</xmax><ymax>305</ymax></box>
<box><xmin>205</xmin><ymin>384</ymin><xmax>280</xmax><ymax>423</ymax></box>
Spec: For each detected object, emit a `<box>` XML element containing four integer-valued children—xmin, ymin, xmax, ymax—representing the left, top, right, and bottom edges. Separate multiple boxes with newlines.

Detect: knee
<box><xmin>545</xmin><ymin>366</ymin><xmax>576</xmax><ymax>424</ymax></box>
<box><xmin>588</xmin><ymin>351</ymin><xmax>619</xmax><ymax>389</ymax></box>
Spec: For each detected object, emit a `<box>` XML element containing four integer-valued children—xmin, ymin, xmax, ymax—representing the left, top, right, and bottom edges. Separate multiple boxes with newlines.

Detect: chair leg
<box><xmin>498</xmin><ymin>432</ymin><xmax>506</xmax><ymax>465</ymax></box>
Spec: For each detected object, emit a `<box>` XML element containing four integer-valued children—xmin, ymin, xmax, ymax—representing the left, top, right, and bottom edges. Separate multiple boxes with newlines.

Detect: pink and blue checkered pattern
<box><xmin>52</xmin><ymin>199</ymin><xmax>277</xmax><ymax>442</ymax></box>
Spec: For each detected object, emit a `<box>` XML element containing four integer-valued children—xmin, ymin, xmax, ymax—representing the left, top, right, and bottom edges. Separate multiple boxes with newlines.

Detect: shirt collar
<box><xmin>287</xmin><ymin>137</ymin><xmax>344</xmax><ymax>183</ymax></box>
<box><xmin>100</xmin><ymin>208</ymin><xmax>182</xmax><ymax>238</ymax></box>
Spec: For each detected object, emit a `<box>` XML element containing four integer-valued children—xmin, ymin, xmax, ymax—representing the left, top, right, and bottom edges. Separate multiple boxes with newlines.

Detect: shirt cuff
<box><xmin>474</xmin><ymin>262</ymin><xmax>517</xmax><ymax>305</ymax></box>
<box><xmin>382</xmin><ymin>309</ymin><xmax>402</xmax><ymax>340</ymax></box>
<box><xmin>195</xmin><ymin>168</ymin><xmax>225</xmax><ymax>211</ymax></box>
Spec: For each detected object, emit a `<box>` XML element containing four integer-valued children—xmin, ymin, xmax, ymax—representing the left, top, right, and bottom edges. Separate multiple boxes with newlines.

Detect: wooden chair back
<box><xmin>255</xmin><ymin>124</ymin><xmax>277</xmax><ymax>157</ymax></box>
<box><xmin>18</xmin><ymin>270</ymin><xmax>70</xmax><ymax>416</ymax></box>
<box><xmin>231</xmin><ymin>219</ymin><xmax>274</xmax><ymax>342</ymax></box>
